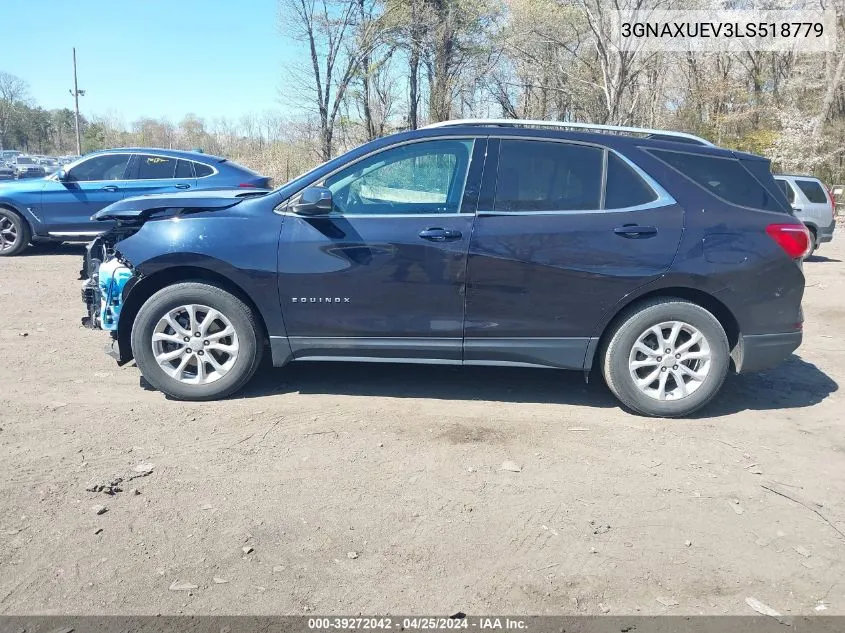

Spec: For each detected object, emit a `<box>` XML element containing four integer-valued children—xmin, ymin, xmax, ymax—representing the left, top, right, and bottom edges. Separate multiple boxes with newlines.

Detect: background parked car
<box><xmin>0</xmin><ymin>147</ymin><xmax>271</xmax><ymax>256</ymax></box>
<box><xmin>0</xmin><ymin>150</ymin><xmax>23</xmax><ymax>163</ymax></box>
<box><xmin>37</xmin><ymin>157</ymin><xmax>60</xmax><ymax>175</ymax></box>
<box><xmin>0</xmin><ymin>161</ymin><xmax>13</xmax><ymax>181</ymax></box>
<box><xmin>11</xmin><ymin>155</ymin><xmax>46</xmax><ymax>179</ymax></box>
<box><xmin>774</xmin><ymin>174</ymin><xmax>836</xmax><ymax>253</ymax></box>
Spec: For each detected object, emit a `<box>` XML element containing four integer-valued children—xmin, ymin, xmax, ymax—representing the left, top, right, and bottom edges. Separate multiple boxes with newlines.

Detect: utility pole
<box><xmin>69</xmin><ymin>47</ymin><xmax>85</xmax><ymax>156</ymax></box>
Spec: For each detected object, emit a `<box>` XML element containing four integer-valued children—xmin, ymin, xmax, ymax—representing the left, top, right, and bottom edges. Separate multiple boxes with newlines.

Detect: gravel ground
<box><xmin>0</xmin><ymin>239</ymin><xmax>843</xmax><ymax>616</ymax></box>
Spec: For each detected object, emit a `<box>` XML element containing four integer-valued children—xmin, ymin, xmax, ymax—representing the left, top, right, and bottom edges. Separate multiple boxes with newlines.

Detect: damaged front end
<box><xmin>79</xmin><ymin>188</ymin><xmax>268</xmax><ymax>361</ymax></box>
<box><xmin>80</xmin><ymin>228</ymin><xmax>141</xmax><ymax>331</ymax></box>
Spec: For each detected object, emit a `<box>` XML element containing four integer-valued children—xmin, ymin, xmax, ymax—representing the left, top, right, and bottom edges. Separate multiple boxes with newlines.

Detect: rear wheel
<box><xmin>0</xmin><ymin>208</ymin><xmax>30</xmax><ymax>256</ymax></box>
<box><xmin>807</xmin><ymin>227</ymin><xmax>817</xmax><ymax>254</ymax></box>
<box><xmin>131</xmin><ymin>282</ymin><xmax>264</xmax><ymax>400</ymax></box>
<box><xmin>602</xmin><ymin>298</ymin><xmax>730</xmax><ymax>417</ymax></box>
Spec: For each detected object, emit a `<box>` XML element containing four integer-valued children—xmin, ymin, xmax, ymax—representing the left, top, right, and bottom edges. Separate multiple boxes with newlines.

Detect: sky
<box><xmin>1</xmin><ymin>0</ymin><xmax>303</xmax><ymax>124</ymax></box>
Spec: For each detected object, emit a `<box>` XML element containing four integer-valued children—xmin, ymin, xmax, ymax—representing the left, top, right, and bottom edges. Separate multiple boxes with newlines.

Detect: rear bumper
<box><xmin>818</xmin><ymin>218</ymin><xmax>835</xmax><ymax>243</ymax></box>
<box><xmin>734</xmin><ymin>331</ymin><xmax>802</xmax><ymax>373</ymax></box>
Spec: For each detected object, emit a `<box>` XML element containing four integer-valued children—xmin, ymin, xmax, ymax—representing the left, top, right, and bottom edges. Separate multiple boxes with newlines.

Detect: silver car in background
<box><xmin>774</xmin><ymin>174</ymin><xmax>836</xmax><ymax>253</ymax></box>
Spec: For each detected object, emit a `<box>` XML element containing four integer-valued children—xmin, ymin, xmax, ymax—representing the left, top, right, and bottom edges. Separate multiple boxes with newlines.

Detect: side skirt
<box><xmin>269</xmin><ymin>336</ymin><xmax>593</xmax><ymax>370</ymax></box>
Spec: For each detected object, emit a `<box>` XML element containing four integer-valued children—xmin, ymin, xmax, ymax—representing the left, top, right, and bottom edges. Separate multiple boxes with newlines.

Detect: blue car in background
<box><xmin>0</xmin><ymin>148</ymin><xmax>270</xmax><ymax>256</ymax></box>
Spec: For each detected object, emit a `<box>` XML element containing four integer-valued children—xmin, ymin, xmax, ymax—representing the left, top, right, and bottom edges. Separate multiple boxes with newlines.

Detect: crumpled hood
<box><xmin>92</xmin><ymin>188</ymin><xmax>271</xmax><ymax>222</ymax></box>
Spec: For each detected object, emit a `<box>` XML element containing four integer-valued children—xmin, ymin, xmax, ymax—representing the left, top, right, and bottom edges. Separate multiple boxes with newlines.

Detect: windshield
<box><xmin>17</xmin><ymin>157</ymin><xmax>34</xmax><ymax>164</ymax></box>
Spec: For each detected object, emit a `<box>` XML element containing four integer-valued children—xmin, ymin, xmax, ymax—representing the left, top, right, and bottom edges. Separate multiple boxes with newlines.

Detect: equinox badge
<box><xmin>292</xmin><ymin>297</ymin><xmax>350</xmax><ymax>303</ymax></box>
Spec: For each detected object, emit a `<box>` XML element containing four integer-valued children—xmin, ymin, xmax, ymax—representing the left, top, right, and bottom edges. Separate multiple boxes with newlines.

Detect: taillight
<box><xmin>238</xmin><ymin>183</ymin><xmax>258</xmax><ymax>188</ymax></box>
<box><xmin>766</xmin><ymin>223</ymin><xmax>811</xmax><ymax>259</ymax></box>
<box><xmin>827</xmin><ymin>186</ymin><xmax>836</xmax><ymax>213</ymax></box>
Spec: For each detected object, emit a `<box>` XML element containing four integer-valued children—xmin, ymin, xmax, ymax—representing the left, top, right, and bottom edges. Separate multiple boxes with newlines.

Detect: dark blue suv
<box><xmin>80</xmin><ymin>120</ymin><xmax>809</xmax><ymax>417</ymax></box>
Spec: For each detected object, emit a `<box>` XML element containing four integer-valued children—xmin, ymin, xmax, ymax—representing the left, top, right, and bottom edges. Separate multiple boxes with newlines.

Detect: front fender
<box><xmin>113</xmin><ymin>211</ymin><xmax>286</xmax><ymax>338</ymax></box>
<box><xmin>0</xmin><ymin>196</ymin><xmax>42</xmax><ymax>233</ymax></box>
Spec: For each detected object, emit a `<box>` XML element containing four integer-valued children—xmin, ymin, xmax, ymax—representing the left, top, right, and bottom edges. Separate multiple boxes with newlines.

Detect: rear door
<box><xmin>464</xmin><ymin>138</ymin><xmax>684</xmax><ymax>369</ymax></box>
<box><xmin>121</xmin><ymin>154</ymin><xmax>197</xmax><ymax>199</ymax></box>
<box><xmin>39</xmin><ymin>153</ymin><xmax>132</xmax><ymax>233</ymax></box>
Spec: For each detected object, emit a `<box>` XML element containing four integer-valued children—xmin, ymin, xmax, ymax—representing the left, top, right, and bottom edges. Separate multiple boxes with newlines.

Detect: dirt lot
<box><xmin>0</xmin><ymin>239</ymin><xmax>844</xmax><ymax>617</ymax></box>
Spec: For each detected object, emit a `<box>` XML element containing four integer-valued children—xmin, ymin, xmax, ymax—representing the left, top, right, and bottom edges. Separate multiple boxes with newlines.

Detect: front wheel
<box><xmin>602</xmin><ymin>298</ymin><xmax>730</xmax><ymax>418</ymax></box>
<box><xmin>131</xmin><ymin>282</ymin><xmax>264</xmax><ymax>400</ymax></box>
<box><xmin>0</xmin><ymin>208</ymin><xmax>31</xmax><ymax>256</ymax></box>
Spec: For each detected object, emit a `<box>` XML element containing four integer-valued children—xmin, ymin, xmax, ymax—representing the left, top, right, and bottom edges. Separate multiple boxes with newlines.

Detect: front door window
<box><xmin>324</xmin><ymin>139</ymin><xmax>474</xmax><ymax>215</ymax></box>
<box><xmin>68</xmin><ymin>154</ymin><xmax>131</xmax><ymax>182</ymax></box>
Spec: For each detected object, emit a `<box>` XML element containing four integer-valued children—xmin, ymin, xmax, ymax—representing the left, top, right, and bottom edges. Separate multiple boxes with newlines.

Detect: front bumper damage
<box><xmin>80</xmin><ymin>233</ymin><xmax>140</xmax><ymax>364</ymax></box>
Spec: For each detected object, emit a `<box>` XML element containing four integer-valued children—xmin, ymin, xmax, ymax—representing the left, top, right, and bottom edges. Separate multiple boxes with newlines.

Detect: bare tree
<box><xmin>279</xmin><ymin>0</ymin><xmax>385</xmax><ymax>160</ymax></box>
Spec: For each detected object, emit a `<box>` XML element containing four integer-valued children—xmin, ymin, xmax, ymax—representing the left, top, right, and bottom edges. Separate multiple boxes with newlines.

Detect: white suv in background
<box><xmin>774</xmin><ymin>174</ymin><xmax>836</xmax><ymax>253</ymax></box>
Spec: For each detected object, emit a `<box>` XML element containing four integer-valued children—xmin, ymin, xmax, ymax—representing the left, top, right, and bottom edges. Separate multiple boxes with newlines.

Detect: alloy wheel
<box><xmin>628</xmin><ymin>320</ymin><xmax>712</xmax><ymax>401</ymax></box>
<box><xmin>151</xmin><ymin>304</ymin><xmax>240</xmax><ymax>385</ymax></box>
<box><xmin>0</xmin><ymin>216</ymin><xmax>18</xmax><ymax>252</ymax></box>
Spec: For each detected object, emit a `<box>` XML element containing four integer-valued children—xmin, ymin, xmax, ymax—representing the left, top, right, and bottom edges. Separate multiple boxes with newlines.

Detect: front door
<box><xmin>277</xmin><ymin>137</ymin><xmax>484</xmax><ymax>362</ymax></box>
<box><xmin>465</xmin><ymin>138</ymin><xmax>685</xmax><ymax>369</ymax></box>
<box><xmin>40</xmin><ymin>153</ymin><xmax>132</xmax><ymax>233</ymax></box>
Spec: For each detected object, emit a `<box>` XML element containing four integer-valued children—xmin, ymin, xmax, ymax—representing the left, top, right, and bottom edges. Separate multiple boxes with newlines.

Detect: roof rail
<box><xmin>422</xmin><ymin>118</ymin><xmax>714</xmax><ymax>147</ymax></box>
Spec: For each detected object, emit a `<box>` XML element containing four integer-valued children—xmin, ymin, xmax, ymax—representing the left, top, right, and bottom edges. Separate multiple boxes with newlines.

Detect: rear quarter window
<box><xmin>648</xmin><ymin>149</ymin><xmax>786</xmax><ymax>212</ymax></box>
<box><xmin>795</xmin><ymin>179</ymin><xmax>828</xmax><ymax>203</ymax></box>
<box><xmin>194</xmin><ymin>162</ymin><xmax>214</xmax><ymax>177</ymax></box>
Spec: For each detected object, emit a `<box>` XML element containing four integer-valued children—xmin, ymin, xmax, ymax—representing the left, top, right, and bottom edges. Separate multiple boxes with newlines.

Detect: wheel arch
<box><xmin>0</xmin><ymin>202</ymin><xmax>33</xmax><ymax>231</ymax></box>
<box><xmin>585</xmin><ymin>286</ymin><xmax>741</xmax><ymax>373</ymax></box>
<box><xmin>115</xmin><ymin>265</ymin><xmax>270</xmax><ymax>364</ymax></box>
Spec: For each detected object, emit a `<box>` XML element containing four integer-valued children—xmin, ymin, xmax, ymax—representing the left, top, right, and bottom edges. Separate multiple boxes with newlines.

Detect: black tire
<box><xmin>131</xmin><ymin>282</ymin><xmax>264</xmax><ymax>401</ymax></box>
<box><xmin>0</xmin><ymin>208</ymin><xmax>31</xmax><ymax>257</ymax></box>
<box><xmin>602</xmin><ymin>298</ymin><xmax>730</xmax><ymax>418</ymax></box>
<box><xmin>807</xmin><ymin>228</ymin><xmax>817</xmax><ymax>255</ymax></box>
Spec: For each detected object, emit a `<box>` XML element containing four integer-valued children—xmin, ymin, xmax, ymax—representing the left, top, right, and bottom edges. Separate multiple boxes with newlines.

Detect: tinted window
<box><xmin>796</xmin><ymin>179</ymin><xmax>827</xmax><ymax>203</ymax></box>
<box><xmin>494</xmin><ymin>140</ymin><xmax>602</xmax><ymax>212</ymax></box>
<box><xmin>776</xmin><ymin>179</ymin><xmax>795</xmax><ymax>204</ymax></box>
<box><xmin>69</xmin><ymin>154</ymin><xmax>131</xmax><ymax>181</ymax></box>
<box><xmin>605</xmin><ymin>153</ymin><xmax>658</xmax><ymax>208</ymax></box>
<box><xmin>649</xmin><ymin>149</ymin><xmax>783</xmax><ymax>212</ymax></box>
<box><xmin>137</xmin><ymin>155</ymin><xmax>176</xmax><ymax>179</ymax></box>
<box><xmin>175</xmin><ymin>160</ymin><xmax>194</xmax><ymax>179</ymax></box>
<box><xmin>194</xmin><ymin>162</ymin><xmax>214</xmax><ymax>177</ymax></box>
<box><xmin>324</xmin><ymin>139</ymin><xmax>474</xmax><ymax>215</ymax></box>
<box><xmin>17</xmin><ymin>157</ymin><xmax>34</xmax><ymax>165</ymax></box>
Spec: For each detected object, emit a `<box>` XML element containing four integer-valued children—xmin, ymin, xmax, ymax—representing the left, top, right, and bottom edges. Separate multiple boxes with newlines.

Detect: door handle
<box><xmin>100</xmin><ymin>185</ymin><xmax>119</xmax><ymax>192</ymax></box>
<box><xmin>419</xmin><ymin>227</ymin><xmax>462</xmax><ymax>242</ymax></box>
<box><xmin>175</xmin><ymin>184</ymin><xmax>191</xmax><ymax>189</ymax></box>
<box><xmin>614</xmin><ymin>224</ymin><xmax>658</xmax><ymax>238</ymax></box>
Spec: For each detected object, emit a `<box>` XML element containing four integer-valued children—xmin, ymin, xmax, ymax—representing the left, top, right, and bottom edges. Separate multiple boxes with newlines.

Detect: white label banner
<box><xmin>611</xmin><ymin>10</ymin><xmax>838</xmax><ymax>52</ymax></box>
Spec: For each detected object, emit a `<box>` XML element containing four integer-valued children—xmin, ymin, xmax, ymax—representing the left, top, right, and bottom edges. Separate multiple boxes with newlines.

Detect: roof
<box><xmin>87</xmin><ymin>147</ymin><xmax>226</xmax><ymax>163</ymax></box>
<box><xmin>423</xmin><ymin>118</ymin><xmax>713</xmax><ymax>146</ymax></box>
<box><xmin>774</xmin><ymin>173</ymin><xmax>823</xmax><ymax>180</ymax></box>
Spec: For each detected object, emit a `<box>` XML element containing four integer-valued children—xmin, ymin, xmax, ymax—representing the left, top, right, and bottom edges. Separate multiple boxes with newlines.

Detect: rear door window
<box><xmin>175</xmin><ymin>160</ymin><xmax>195</xmax><ymax>179</ymax></box>
<box><xmin>648</xmin><ymin>149</ymin><xmax>785</xmax><ymax>212</ymax></box>
<box><xmin>136</xmin><ymin>155</ymin><xmax>177</xmax><ymax>179</ymax></box>
<box><xmin>605</xmin><ymin>153</ymin><xmax>658</xmax><ymax>209</ymax></box>
<box><xmin>795</xmin><ymin>179</ymin><xmax>828</xmax><ymax>203</ymax></box>
<box><xmin>494</xmin><ymin>140</ymin><xmax>603</xmax><ymax>212</ymax></box>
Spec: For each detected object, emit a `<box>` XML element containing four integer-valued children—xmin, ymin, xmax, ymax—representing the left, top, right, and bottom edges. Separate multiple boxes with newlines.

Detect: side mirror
<box><xmin>293</xmin><ymin>186</ymin><xmax>333</xmax><ymax>216</ymax></box>
<box><xmin>55</xmin><ymin>169</ymin><xmax>68</xmax><ymax>181</ymax></box>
